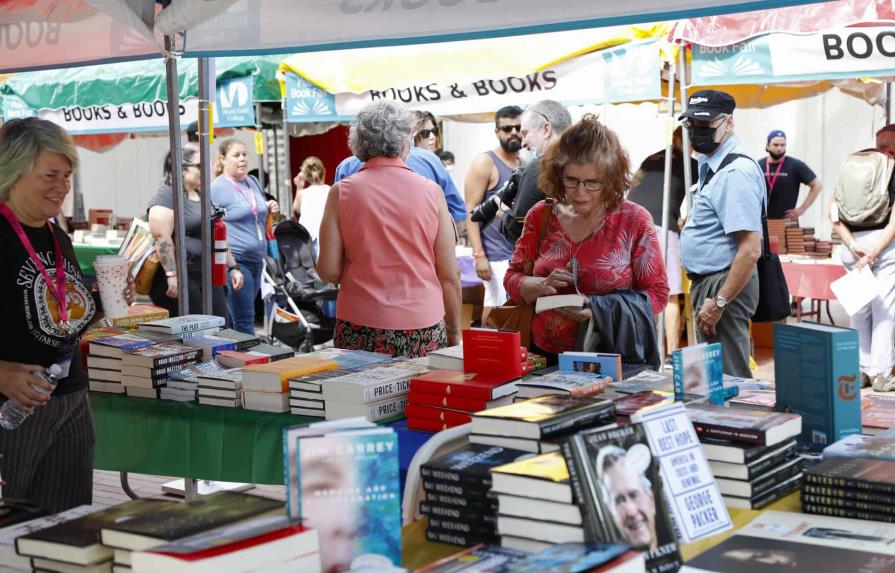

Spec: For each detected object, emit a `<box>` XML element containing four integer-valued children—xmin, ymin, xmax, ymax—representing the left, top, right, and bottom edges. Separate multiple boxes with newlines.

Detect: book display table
<box><xmin>73</xmin><ymin>244</ymin><xmax>119</xmax><ymax>277</ymax></box>
<box><xmin>780</xmin><ymin>259</ymin><xmax>846</xmax><ymax>323</ymax></box>
<box><xmin>91</xmin><ymin>393</ymin><xmax>430</xmax><ymax>486</ymax></box>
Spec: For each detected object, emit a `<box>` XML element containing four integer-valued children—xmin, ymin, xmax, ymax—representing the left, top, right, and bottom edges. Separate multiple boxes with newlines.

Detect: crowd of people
<box><xmin>5</xmin><ymin>87</ymin><xmax>895</xmax><ymax>511</ymax></box>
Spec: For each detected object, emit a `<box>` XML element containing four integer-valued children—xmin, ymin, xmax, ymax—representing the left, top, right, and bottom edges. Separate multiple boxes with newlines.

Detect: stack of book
<box><xmin>98</xmin><ymin>492</ymin><xmax>282</xmax><ymax>570</ymax></box>
<box><xmin>215</xmin><ymin>328</ymin><xmax>262</xmax><ymax>351</ymax></box>
<box><xmin>785</xmin><ymin>225</ymin><xmax>816</xmax><ymax>254</ymax></box>
<box><xmin>287</xmin><ymin>349</ymin><xmax>395</xmax><ymax>417</ymax></box>
<box><xmin>514</xmin><ymin>370</ymin><xmax>612</xmax><ymax>400</ymax></box>
<box><xmin>120</xmin><ymin>343</ymin><xmax>203</xmax><ymax>399</ymax></box>
<box><xmin>182</xmin><ymin>334</ymin><xmax>237</xmax><ymax>359</ymax></box>
<box><xmin>420</xmin><ymin>444</ymin><xmax>528</xmax><ymax>547</ymax></box>
<box><xmin>0</xmin><ymin>503</ymin><xmax>98</xmax><ymax>573</ymax></box>
<box><xmin>766</xmin><ymin>219</ymin><xmax>788</xmax><ymax>253</ymax></box>
<box><xmin>489</xmin><ymin>451</ymin><xmax>580</xmax><ymax>553</ymax></box>
<box><xmin>195</xmin><ymin>363</ymin><xmax>244</xmax><ymax>407</ymax></box>
<box><xmin>612</xmin><ymin>390</ymin><xmax>673</xmax><ymax>423</ymax></box>
<box><xmin>216</xmin><ymin>350</ymin><xmax>271</xmax><ymax>369</ymax></box>
<box><xmin>686</xmin><ymin>403</ymin><xmax>804</xmax><ymax>509</ymax></box>
<box><xmin>405</xmin><ymin>370</ymin><xmax>517</xmax><ymax>432</ymax></box>
<box><xmin>86</xmin><ymin>334</ymin><xmax>153</xmax><ymax>394</ymax></box>
<box><xmin>320</xmin><ymin>360</ymin><xmax>429</xmax><ymax>421</ymax></box>
<box><xmin>242</xmin><ymin>342</ymin><xmax>294</xmax><ymax>362</ymax></box>
<box><xmin>803</xmin><ymin>434</ymin><xmax>895</xmax><ymax>522</ymax></box>
<box><xmin>427</xmin><ymin>344</ymin><xmax>546</xmax><ymax>374</ymax></box>
<box><xmin>241</xmin><ymin>356</ymin><xmax>338</xmax><ymax>413</ymax></box>
<box><xmin>470</xmin><ymin>395</ymin><xmax>616</xmax><ymax>454</ymax></box>
<box><xmin>815</xmin><ymin>239</ymin><xmax>834</xmax><ymax>256</ymax></box>
<box><xmin>131</xmin><ymin>515</ymin><xmax>320</xmax><ymax>573</ymax></box>
<box><xmin>136</xmin><ymin>314</ymin><xmax>226</xmax><ymax>340</ymax></box>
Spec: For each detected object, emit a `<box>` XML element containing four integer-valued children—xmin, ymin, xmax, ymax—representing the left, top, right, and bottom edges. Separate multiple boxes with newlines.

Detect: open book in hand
<box><xmin>535</xmin><ymin>293</ymin><xmax>587</xmax><ymax>314</ymax></box>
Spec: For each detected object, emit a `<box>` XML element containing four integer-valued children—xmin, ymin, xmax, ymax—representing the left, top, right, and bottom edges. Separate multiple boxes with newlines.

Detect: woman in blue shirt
<box><xmin>210</xmin><ymin>139</ymin><xmax>279</xmax><ymax>334</ymax></box>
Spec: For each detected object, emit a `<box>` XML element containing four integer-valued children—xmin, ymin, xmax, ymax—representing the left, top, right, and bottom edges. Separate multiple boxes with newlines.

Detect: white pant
<box><xmin>483</xmin><ymin>259</ymin><xmax>510</xmax><ymax>307</ymax></box>
<box><xmin>839</xmin><ymin>229</ymin><xmax>895</xmax><ymax>376</ymax></box>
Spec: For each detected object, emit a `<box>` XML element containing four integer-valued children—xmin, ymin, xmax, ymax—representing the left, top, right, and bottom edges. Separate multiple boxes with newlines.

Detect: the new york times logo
<box><xmin>341</xmin><ymin>0</ymin><xmax>498</xmax><ymax>14</ymax></box>
<box><xmin>837</xmin><ymin>374</ymin><xmax>858</xmax><ymax>401</ymax></box>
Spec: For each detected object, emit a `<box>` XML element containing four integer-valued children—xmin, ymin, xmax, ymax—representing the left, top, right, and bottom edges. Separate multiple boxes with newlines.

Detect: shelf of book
<box><xmin>90</xmin><ymin>393</ymin><xmax>425</xmax><ymax>488</ymax></box>
<box><xmin>401</xmin><ymin>491</ymin><xmax>802</xmax><ymax>571</ymax></box>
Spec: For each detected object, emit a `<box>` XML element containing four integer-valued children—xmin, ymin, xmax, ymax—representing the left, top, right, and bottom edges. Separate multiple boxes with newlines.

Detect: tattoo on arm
<box><xmin>157</xmin><ymin>238</ymin><xmax>177</xmax><ymax>273</ymax></box>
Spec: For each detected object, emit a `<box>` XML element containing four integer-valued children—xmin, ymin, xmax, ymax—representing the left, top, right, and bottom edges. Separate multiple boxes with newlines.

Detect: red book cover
<box><xmin>462</xmin><ymin>329</ymin><xmax>523</xmax><ymax>378</ymax></box>
<box><xmin>408</xmin><ymin>388</ymin><xmax>491</xmax><ymax>412</ymax></box>
<box><xmin>407</xmin><ymin>416</ymin><xmax>468</xmax><ymax>433</ymax></box>
<box><xmin>405</xmin><ymin>403</ymin><xmax>473</xmax><ymax>425</ymax></box>
<box><xmin>410</xmin><ymin>370</ymin><xmax>517</xmax><ymax>401</ymax></box>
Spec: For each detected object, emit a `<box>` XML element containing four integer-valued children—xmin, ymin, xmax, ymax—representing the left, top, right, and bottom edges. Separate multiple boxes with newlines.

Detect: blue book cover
<box><xmin>90</xmin><ymin>333</ymin><xmax>153</xmax><ymax>351</ymax></box>
<box><xmin>774</xmin><ymin>321</ymin><xmax>861</xmax><ymax>451</ymax></box>
<box><xmin>671</xmin><ymin>343</ymin><xmax>723</xmax><ymax>404</ymax></box>
<box><xmin>505</xmin><ymin>542</ymin><xmax>632</xmax><ymax>573</ymax></box>
<box><xmin>289</xmin><ymin>426</ymin><xmax>400</xmax><ymax>572</ymax></box>
<box><xmin>823</xmin><ymin>434</ymin><xmax>895</xmax><ymax>461</ymax></box>
<box><xmin>558</xmin><ymin>352</ymin><xmax>622</xmax><ymax>381</ymax></box>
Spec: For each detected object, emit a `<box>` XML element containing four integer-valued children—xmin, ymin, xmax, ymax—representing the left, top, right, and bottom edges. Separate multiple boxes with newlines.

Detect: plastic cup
<box><xmin>94</xmin><ymin>255</ymin><xmax>129</xmax><ymax>319</ymax></box>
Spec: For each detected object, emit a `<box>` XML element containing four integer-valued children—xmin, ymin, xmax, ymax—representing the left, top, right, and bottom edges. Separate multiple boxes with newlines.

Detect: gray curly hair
<box><xmin>348</xmin><ymin>100</ymin><xmax>413</xmax><ymax>162</ymax></box>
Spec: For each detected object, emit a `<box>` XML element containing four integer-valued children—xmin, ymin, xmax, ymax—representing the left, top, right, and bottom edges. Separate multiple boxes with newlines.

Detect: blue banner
<box><xmin>285</xmin><ymin>73</ymin><xmax>340</xmax><ymax>123</ymax></box>
<box><xmin>215</xmin><ymin>76</ymin><xmax>255</xmax><ymax>128</ymax></box>
<box><xmin>2</xmin><ymin>94</ymin><xmax>36</xmax><ymax>121</ymax></box>
<box><xmin>602</xmin><ymin>39</ymin><xmax>662</xmax><ymax>104</ymax></box>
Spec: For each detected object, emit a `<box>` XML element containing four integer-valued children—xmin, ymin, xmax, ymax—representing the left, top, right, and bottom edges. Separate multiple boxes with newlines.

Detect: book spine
<box><xmin>672</xmin><ymin>350</ymin><xmax>684</xmax><ymax>400</ymax></box>
<box><xmin>830</xmin><ymin>331</ymin><xmax>863</xmax><ymax>441</ymax></box>
<box><xmin>419</xmin><ymin>466</ymin><xmax>493</xmax><ymax>488</ymax></box>
<box><xmin>410</xmin><ymin>380</ymin><xmax>493</xmax><ymax>400</ymax></box>
<box><xmin>426</xmin><ymin>517</ymin><xmax>495</xmax><ymax>536</ymax></box>
<box><xmin>425</xmin><ymin>528</ymin><xmax>497</xmax><ymax>547</ymax></box>
<box><xmin>422</xmin><ymin>479</ymin><xmax>489</xmax><ymax>499</ymax></box>
<box><xmin>803</xmin><ymin>483</ymin><xmax>895</xmax><ymax>503</ymax></box>
<box><xmin>360</xmin><ymin>378</ymin><xmax>412</xmax><ymax>403</ymax></box>
<box><xmin>408</xmin><ymin>389</ymin><xmax>489</xmax><ymax>411</ymax></box>
<box><xmin>802</xmin><ymin>493</ymin><xmax>895</xmax><ymax>514</ymax></box>
<box><xmin>423</xmin><ymin>493</ymin><xmax>496</xmax><ymax>510</ymax></box>
<box><xmin>143</xmin><ymin>349</ymin><xmax>203</xmax><ymax>368</ymax></box>
<box><xmin>419</xmin><ymin>502</ymin><xmax>497</xmax><ymax>519</ymax></box>
<box><xmin>744</xmin><ymin>448</ymin><xmax>797</xmax><ymax>480</ymax></box>
<box><xmin>170</xmin><ymin>320</ymin><xmax>222</xmax><ymax>334</ymax></box>
<box><xmin>803</xmin><ymin>502</ymin><xmax>895</xmax><ymax>523</ymax></box>
<box><xmin>749</xmin><ymin>463</ymin><xmax>802</xmax><ymax>497</ymax></box>
<box><xmin>692</xmin><ymin>421</ymin><xmax>764</xmax><ymax>445</ymax></box>
<box><xmin>540</xmin><ymin>407</ymin><xmax>615</xmax><ymax>439</ymax></box>
<box><xmin>365</xmin><ymin>395</ymin><xmax>409</xmax><ymax>421</ymax></box>
<box><xmin>235</xmin><ymin>340</ymin><xmax>259</xmax><ymax>351</ymax></box>
<box><xmin>748</xmin><ymin>477</ymin><xmax>802</xmax><ymax>510</ymax></box>
<box><xmin>561</xmin><ymin>436</ymin><xmax>608</xmax><ymax>542</ymax></box>
<box><xmin>804</xmin><ymin>472</ymin><xmax>895</xmax><ymax>495</ymax></box>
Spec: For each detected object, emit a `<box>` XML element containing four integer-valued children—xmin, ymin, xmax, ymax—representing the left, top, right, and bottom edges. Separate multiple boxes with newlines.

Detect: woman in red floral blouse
<box><xmin>504</xmin><ymin>115</ymin><xmax>669</xmax><ymax>361</ymax></box>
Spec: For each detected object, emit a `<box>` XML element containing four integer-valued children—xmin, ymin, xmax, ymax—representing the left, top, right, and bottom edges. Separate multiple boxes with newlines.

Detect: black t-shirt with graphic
<box><xmin>0</xmin><ymin>217</ymin><xmax>96</xmax><ymax>398</ymax></box>
<box><xmin>758</xmin><ymin>156</ymin><xmax>817</xmax><ymax>218</ymax></box>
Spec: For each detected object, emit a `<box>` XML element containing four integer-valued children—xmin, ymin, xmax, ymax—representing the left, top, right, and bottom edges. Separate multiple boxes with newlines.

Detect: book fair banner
<box><xmin>284</xmin><ymin>39</ymin><xmax>662</xmax><ymax>123</ymax></box>
<box><xmin>691</xmin><ymin>26</ymin><xmax>895</xmax><ymax>86</ymax></box>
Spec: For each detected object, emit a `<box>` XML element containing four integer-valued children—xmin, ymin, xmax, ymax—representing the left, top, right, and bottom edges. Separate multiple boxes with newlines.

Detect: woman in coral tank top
<box><xmin>317</xmin><ymin>101</ymin><xmax>461</xmax><ymax>357</ymax></box>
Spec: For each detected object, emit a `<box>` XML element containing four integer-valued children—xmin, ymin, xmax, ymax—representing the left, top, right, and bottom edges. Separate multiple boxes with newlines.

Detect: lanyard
<box><xmin>227</xmin><ymin>177</ymin><xmax>259</xmax><ymax>223</ymax></box>
<box><xmin>764</xmin><ymin>157</ymin><xmax>785</xmax><ymax>194</ymax></box>
<box><xmin>0</xmin><ymin>203</ymin><xmax>68</xmax><ymax>326</ymax></box>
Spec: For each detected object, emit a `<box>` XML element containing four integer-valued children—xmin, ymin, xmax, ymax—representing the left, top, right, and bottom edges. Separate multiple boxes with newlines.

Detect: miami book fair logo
<box><xmin>285</xmin><ymin>73</ymin><xmax>335</xmax><ymax>121</ymax></box>
<box><xmin>691</xmin><ymin>38</ymin><xmax>771</xmax><ymax>84</ymax></box>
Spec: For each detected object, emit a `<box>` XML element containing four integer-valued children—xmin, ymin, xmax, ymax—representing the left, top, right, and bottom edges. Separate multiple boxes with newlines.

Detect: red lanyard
<box><xmin>0</xmin><ymin>203</ymin><xmax>68</xmax><ymax>324</ymax></box>
<box><xmin>765</xmin><ymin>157</ymin><xmax>785</xmax><ymax>194</ymax></box>
<box><xmin>227</xmin><ymin>177</ymin><xmax>259</xmax><ymax>223</ymax></box>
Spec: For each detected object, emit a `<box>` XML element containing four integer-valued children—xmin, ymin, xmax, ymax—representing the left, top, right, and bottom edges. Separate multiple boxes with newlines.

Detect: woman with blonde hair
<box><xmin>504</xmin><ymin>114</ymin><xmax>669</xmax><ymax>363</ymax></box>
<box><xmin>0</xmin><ymin>118</ymin><xmax>133</xmax><ymax>511</ymax></box>
<box><xmin>291</xmin><ymin>156</ymin><xmax>329</xmax><ymax>248</ymax></box>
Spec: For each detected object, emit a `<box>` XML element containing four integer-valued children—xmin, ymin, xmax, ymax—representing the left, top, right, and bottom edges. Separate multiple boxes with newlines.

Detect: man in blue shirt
<box><xmin>679</xmin><ymin>90</ymin><xmax>764</xmax><ymax>377</ymax></box>
<box><xmin>334</xmin><ymin>146</ymin><xmax>467</xmax><ymax>223</ymax></box>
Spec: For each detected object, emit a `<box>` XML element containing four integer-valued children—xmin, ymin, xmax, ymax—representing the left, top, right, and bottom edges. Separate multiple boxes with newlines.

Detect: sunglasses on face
<box><xmin>498</xmin><ymin>124</ymin><xmax>522</xmax><ymax>134</ymax></box>
<box><xmin>417</xmin><ymin>128</ymin><xmax>439</xmax><ymax>139</ymax></box>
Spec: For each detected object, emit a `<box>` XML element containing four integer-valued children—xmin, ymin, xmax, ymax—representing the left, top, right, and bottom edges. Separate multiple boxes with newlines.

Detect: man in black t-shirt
<box><xmin>757</xmin><ymin>130</ymin><xmax>822</xmax><ymax>220</ymax></box>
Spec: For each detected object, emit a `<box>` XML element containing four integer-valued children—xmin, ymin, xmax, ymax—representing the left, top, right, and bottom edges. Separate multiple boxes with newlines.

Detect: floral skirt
<box><xmin>333</xmin><ymin>319</ymin><xmax>447</xmax><ymax>358</ymax></box>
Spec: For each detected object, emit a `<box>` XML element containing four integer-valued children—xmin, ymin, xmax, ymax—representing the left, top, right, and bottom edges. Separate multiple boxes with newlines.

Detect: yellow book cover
<box><xmin>491</xmin><ymin>451</ymin><xmax>568</xmax><ymax>482</ymax></box>
<box><xmin>109</xmin><ymin>305</ymin><xmax>170</xmax><ymax>328</ymax></box>
<box><xmin>241</xmin><ymin>356</ymin><xmax>339</xmax><ymax>392</ymax></box>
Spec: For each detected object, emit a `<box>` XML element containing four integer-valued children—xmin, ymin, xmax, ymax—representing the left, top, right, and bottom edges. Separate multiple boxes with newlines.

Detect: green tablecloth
<box><xmin>73</xmin><ymin>244</ymin><xmax>119</xmax><ymax>276</ymax></box>
<box><xmin>90</xmin><ymin>393</ymin><xmax>316</xmax><ymax>484</ymax></box>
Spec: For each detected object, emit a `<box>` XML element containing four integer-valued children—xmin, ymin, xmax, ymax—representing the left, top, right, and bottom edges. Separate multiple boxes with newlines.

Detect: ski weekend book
<box><xmin>472</xmin><ymin>395</ymin><xmax>615</xmax><ymax>440</ymax></box>
<box><xmin>562</xmin><ymin>424</ymin><xmax>681</xmax><ymax>573</ymax></box>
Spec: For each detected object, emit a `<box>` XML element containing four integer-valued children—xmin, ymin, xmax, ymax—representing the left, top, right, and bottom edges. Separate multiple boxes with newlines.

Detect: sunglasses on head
<box><xmin>498</xmin><ymin>124</ymin><xmax>522</xmax><ymax>134</ymax></box>
<box><xmin>417</xmin><ymin>127</ymin><xmax>439</xmax><ymax>139</ymax></box>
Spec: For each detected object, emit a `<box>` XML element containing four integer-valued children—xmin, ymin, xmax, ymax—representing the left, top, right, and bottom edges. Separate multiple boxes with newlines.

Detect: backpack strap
<box><xmin>702</xmin><ymin>152</ymin><xmax>771</xmax><ymax>255</ymax></box>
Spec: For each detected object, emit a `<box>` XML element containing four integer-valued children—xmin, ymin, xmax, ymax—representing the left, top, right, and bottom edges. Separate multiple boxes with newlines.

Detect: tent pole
<box><xmin>198</xmin><ymin>57</ymin><xmax>215</xmax><ymax>315</ymax></box>
<box><xmin>657</xmin><ymin>55</ymin><xmax>677</xmax><ymax>363</ymax></box>
<box><xmin>680</xmin><ymin>45</ymin><xmax>692</xmax><ymax>194</ymax></box>
<box><xmin>887</xmin><ymin>82</ymin><xmax>892</xmax><ymax>125</ymax></box>
<box><xmin>255</xmin><ymin>102</ymin><xmax>266</xmax><ymax>193</ymax></box>
<box><xmin>281</xmin><ymin>107</ymin><xmax>293</xmax><ymax>211</ymax></box>
<box><xmin>163</xmin><ymin>35</ymin><xmax>189</xmax><ymax>319</ymax></box>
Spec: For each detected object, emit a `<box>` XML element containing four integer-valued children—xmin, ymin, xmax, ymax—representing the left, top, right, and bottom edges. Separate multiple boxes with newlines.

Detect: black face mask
<box><xmin>688</xmin><ymin>125</ymin><xmax>721</xmax><ymax>155</ymax></box>
<box><xmin>768</xmin><ymin>150</ymin><xmax>785</xmax><ymax>161</ymax></box>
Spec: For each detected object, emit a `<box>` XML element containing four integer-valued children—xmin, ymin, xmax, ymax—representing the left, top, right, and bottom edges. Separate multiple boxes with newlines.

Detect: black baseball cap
<box><xmin>678</xmin><ymin>90</ymin><xmax>736</xmax><ymax>122</ymax></box>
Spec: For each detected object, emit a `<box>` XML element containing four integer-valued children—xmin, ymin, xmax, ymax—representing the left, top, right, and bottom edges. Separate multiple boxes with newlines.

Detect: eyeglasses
<box><xmin>498</xmin><ymin>124</ymin><xmax>522</xmax><ymax>134</ymax></box>
<box><xmin>526</xmin><ymin>108</ymin><xmax>551</xmax><ymax>126</ymax></box>
<box><xmin>562</xmin><ymin>175</ymin><xmax>604</xmax><ymax>192</ymax></box>
<box><xmin>681</xmin><ymin>115</ymin><xmax>728</xmax><ymax>129</ymax></box>
<box><xmin>417</xmin><ymin>128</ymin><xmax>439</xmax><ymax>139</ymax></box>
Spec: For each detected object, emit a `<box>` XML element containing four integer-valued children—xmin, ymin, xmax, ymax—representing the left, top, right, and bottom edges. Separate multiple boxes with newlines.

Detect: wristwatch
<box><xmin>714</xmin><ymin>295</ymin><xmax>728</xmax><ymax>309</ymax></box>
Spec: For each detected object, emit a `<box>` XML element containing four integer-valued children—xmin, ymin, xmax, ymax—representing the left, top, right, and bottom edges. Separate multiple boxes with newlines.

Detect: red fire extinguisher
<box><xmin>212</xmin><ymin>208</ymin><xmax>228</xmax><ymax>287</ymax></box>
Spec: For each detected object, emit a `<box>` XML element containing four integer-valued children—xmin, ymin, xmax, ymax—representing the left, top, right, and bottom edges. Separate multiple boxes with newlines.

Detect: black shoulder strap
<box><xmin>702</xmin><ymin>152</ymin><xmax>770</xmax><ymax>255</ymax></box>
<box><xmin>702</xmin><ymin>152</ymin><xmax>753</xmax><ymax>187</ymax></box>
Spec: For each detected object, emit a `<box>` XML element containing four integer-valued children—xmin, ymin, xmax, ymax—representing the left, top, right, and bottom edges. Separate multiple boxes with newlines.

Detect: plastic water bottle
<box><xmin>0</xmin><ymin>364</ymin><xmax>62</xmax><ymax>430</ymax></box>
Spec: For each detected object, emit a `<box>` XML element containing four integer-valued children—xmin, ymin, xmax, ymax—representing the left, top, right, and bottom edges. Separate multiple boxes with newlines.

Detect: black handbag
<box><xmin>752</xmin><ymin>205</ymin><xmax>791</xmax><ymax>322</ymax></box>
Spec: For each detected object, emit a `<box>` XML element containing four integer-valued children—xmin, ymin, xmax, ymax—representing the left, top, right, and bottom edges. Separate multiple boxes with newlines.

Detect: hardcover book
<box><xmin>471</xmin><ymin>395</ymin><xmax>615</xmax><ymax>440</ymax></box>
<box><xmin>774</xmin><ymin>321</ymin><xmax>862</xmax><ymax>450</ymax></box>
<box><xmin>490</xmin><ymin>451</ymin><xmax>573</xmax><ymax>503</ymax></box>
<box><xmin>426</xmin><ymin>344</ymin><xmax>464</xmax><ymax>371</ymax></box>
<box><xmin>558</xmin><ymin>352</ymin><xmax>623</xmax><ymax>382</ymax></box>
<box><xmin>1</xmin><ymin>505</ymin><xmax>99</xmax><ymax>572</ymax></box>
<box><xmin>504</xmin><ymin>543</ymin><xmax>636</xmax><ymax>573</ymax></box>
<box><xmin>420</xmin><ymin>443</ymin><xmax>529</xmax><ymax>488</ymax></box>
<box><xmin>462</xmin><ymin>328</ymin><xmax>523</xmax><ymax>379</ymax></box>
<box><xmin>708</xmin><ymin>439</ymin><xmax>798</xmax><ymax>480</ymax></box>
<box><xmin>723</xmin><ymin>471</ymin><xmax>802</xmax><ymax>510</ymax></box>
<box><xmin>823</xmin><ymin>433</ymin><xmax>895</xmax><ymax>461</ymax></box>
<box><xmin>672</xmin><ymin>342</ymin><xmax>723</xmax><ymax>404</ymax></box>
<box><xmin>306</xmin><ymin>347</ymin><xmax>394</xmax><ymax>370</ymax></box>
<box><xmin>699</xmin><ymin>436</ymin><xmax>794</xmax><ymax>465</ymax></box>
<box><xmin>215</xmin><ymin>350</ymin><xmax>271</xmax><ymax>369</ymax></box>
<box><xmin>99</xmin><ymin>493</ymin><xmax>281</xmax><ymax>551</ymax></box>
<box><xmin>713</xmin><ymin>457</ymin><xmax>802</xmax><ymax>497</ymax></box>
<box><xmin>422</xmin><ymin>479</ymin><xmax>490</xmax><ymax>499</ymax></box>
<box><xmin>138</xmin><ymin>314</ymin><xmax>226</xmax><ymax>334</ymax></box>
<box><xmin>244</xmin><ymin>342</ymin><xmax>294</xmax><ymax>361</ymax></box>
<box><xmin>613</xmin><ymin>391</ymin><xmax>673</xmax><ymax>420</ymax></box>
<box><xmin>283</xmin><ymin>422</ymin><xmax>400</xmax><ymax>573</ymax></box>
<box><xmin>17</xmin><ymin>498</ymin><xmax>175</xmax><ymax>565</ymax></box>
<box><xmin>685</xmin><ymin>403</ymin><xmax>802</xmax><ymax>446</ymax></box>
<box><xmin>405</xmin><ymin>403</ymin><xmax>472</xmax><ymax>428</ymax></box>
<box><xmin>241</xmin><ymin>356</ymin><xmax>338</xmax><ymax>392</ymax></box>
<box><xmin>121</xmin><ymin>343</ymin><xmax>202</xmax><ymax>369</ymax></box>
<box><xmin>214</xmin><ymin>328</ymin><xmax>262</xmax><ymax>351</ymax></box>
<box><xmin>182</xmin><ymin>335</ymin><xmax>237</xmax><ymax>358</ymax></box>
<box><xmin>407</xmin><ymin>388</ymin><xmax>512</xmax><ymax>412</ymax></box>
<box><xmin>107</xmin><ymin>304</ymin><xmax>169</xmax><ymax>328</ymax></box>
<box><xmin>88</xmin><ymin>334</ymin><xmax>153</xmax><ymax>358</ymax></box>
<box><xmin>516</xmin><ymin>370</ymin><xmax>612</xmax><ymax>399</ymax></box>
<box><xmin>562</xmin><ymin>424</ymin><xmax>681</xmax><ymax>573</ymax></box>
<box><xmin>288</xmin><ymin>368</ymin><xmax>357</xmax><ymax>392</ymax></box>
<box><xmin>325</xmin><ymin>394</ymin><xmax>409</xmax><ymax>422</ymax></box>
<box><xmin>320</xmin><ymin>364</ymin><xmax>426</xmax><ymax>404</ymax></box>
<box><xmin>803</xmin><ymin>456</ymin><xmax>895</xmax><ymax>494</ymax></box>
<box><xmin>425</xmin><ymin>528</ymin><xmax>498</xmax><ymax>548</ymax></box>
<box><xmin>611</xmin><ymin>370</ymin><xmax>674</xmax><ymax>395</ymax></box>
<box><xmin>409</xmin><ymin>370</ymin><xmax>518</xmax><ymax>401</ymax></box>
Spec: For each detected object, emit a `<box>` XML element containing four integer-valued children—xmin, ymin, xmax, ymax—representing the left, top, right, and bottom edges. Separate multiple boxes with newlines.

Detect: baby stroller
<box><xmin>262</xmin><ymin>220</ymin><xmax>338</xmax><ymax>352</ymax></box>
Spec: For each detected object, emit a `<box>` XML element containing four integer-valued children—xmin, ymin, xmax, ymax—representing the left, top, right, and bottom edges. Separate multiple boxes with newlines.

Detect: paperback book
<box><xmin>420</xmin><ymin>443</ymin><xmax>529</xmax><ymax>488</ymax></box>
<box><xmin>137</xmin><ymin>314</ymin><xmax>226</xmax><ymax>334</ymax></box>
<box><xmin>471</xmin><ymin>395</ymin><xmax>615</xmax><ymax>440</ymax></box>
<box><xmin>515</xmin><ymin>370</ymin><xmax>612</xmax><ymax>399</ymax></box>
<box><xmin>685</xmin><ymin>403</ymin><xmax>802</xmax><ymax>446</ymax></box>
<box><xmin>410</xmin><ymin>370</ymin><xmax>518</xmax><ymax>401</ymax></box>
<box><xmin>490</xmin><ymin>451</ymin><xmax>573</xmax><ymax>503</ymax></box>
<box><xmin>823</xmin><ymin>433</ymin><xmax>895</xmax><ymax>461</ymax></box>
<box><xmin>672</xmin><ymin>343</ymin><xmax>723</xmax><ymax>404</ymax></box>
<box><xmin>558</xmin><ymin>352</ymin><xmax>622</xmax><ymax>382</ymax></box>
